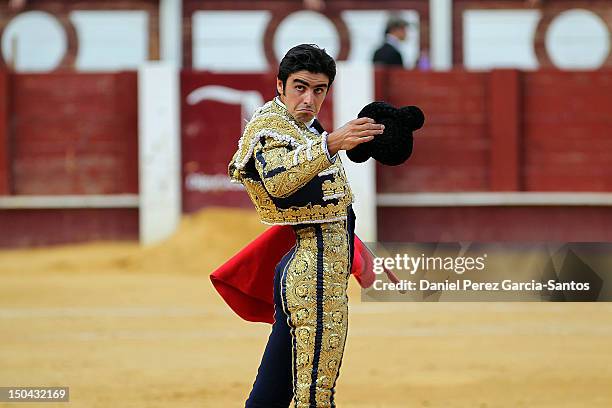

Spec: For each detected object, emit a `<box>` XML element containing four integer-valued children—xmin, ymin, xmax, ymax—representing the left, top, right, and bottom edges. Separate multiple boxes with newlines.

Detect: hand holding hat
<box><xmin>347</xmin><ymin>101</ymin><xmax>425</xmax><ymax>166</ymax></box>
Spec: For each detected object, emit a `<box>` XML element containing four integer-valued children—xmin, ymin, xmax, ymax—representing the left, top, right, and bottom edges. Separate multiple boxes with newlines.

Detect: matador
<box><xmin>226</xmin><ymin>44</ymin><xmax>384</xmax><ymax>407</ymax></box>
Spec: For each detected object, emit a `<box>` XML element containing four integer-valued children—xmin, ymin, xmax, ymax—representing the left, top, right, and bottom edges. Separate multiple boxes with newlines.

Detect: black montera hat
<box><xmin>347</xmin><ymin>101</ymin><xmax>424</xmax><ymax>166</ymax></box>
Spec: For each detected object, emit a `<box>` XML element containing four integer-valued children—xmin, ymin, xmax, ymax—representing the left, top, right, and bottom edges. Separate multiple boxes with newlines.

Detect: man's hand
<box><xmin>326</xmin><ymin>117</ymin><xmax>384</xmax><ymax>156</ymax></box>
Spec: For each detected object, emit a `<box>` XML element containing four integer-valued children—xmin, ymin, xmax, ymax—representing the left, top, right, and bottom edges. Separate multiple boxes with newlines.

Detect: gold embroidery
<box><xmin>229</xmin><ymin>101</ymin><xmax>312</xmax><ymax>175</ymax></box>
<box><xmin>254</xmin><ymin>139</ymin><xmax>331</xmax><ymax>198</ymax></box>
<box><xmin>242</xmin><ymin>177</ymin><xmax>353</xmax><ymax>225</ymax></box>
<box><xmin>283</xmin><ymin>220</ymin><xmax>350</xmax><ymax>408</ymax></box>
<box><xmin>322</xmin><ymin>178</ymin><xmax>346</xmax><ymax>199</ymax></box>
<box><xmin>229</xmin><ymin>98</ymin><xmax>354</xmax><ymax>226</ymax></box>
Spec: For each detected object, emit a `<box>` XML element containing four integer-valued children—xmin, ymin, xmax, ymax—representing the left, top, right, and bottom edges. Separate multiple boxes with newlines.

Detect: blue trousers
<box><xmin>245</xmin><ymin>247</ymin><xmax>297</xmax><ymax>407</ymax></box>
<box><xmin>245</xmin><ymin>208</ymin><xmax>355</xmax><ymax>408</ymax></box>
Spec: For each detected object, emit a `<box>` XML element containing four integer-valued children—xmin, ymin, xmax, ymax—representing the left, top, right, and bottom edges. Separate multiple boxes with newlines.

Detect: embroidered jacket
<box><xmin>228</xmin><ymin>98</ymin><xmax>354</xmax><ymax>225</ymax></box>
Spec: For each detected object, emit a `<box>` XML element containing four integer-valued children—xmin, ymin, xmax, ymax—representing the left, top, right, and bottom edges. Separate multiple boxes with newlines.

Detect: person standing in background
<box><xmin>372</xmin><ymin>16</ymin><xmax>410</xmax><ymax>67</ymax></box>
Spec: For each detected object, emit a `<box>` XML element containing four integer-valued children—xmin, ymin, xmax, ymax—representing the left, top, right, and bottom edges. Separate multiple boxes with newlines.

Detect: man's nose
<box><xmin>302</xmin><ymin>90</ymin><xmax>314</xmax><ymax>105</ymax></box>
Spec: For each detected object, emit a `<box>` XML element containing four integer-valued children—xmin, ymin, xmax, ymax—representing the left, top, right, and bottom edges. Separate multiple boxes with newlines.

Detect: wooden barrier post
<box><xmin>489</xmin><ymin>69</ymin><xmax>522</xmax><ymax>191</ymax></box>
<box><xmin>0</xmin><ymin>70</ymin><xmax>10</xmax><ymax>195</ymax></box>
<box><xmin>334</xmin><ymin>62</ymin><xmax>376</xmax><ymax>242</ymax></box>
<box><xmin>138</xmin><ymin>63</ymin><xmax>181</xmax><ymax>245</ymax></box>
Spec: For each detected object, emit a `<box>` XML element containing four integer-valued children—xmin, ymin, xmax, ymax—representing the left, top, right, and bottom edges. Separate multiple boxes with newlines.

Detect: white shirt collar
<box><xmin>275</xmin><ymin>96</ymin><xmax>316</xmax><ymax>129</ymax></box>
<box><xmin>274</xmin><ymin>96</ymin><xmax>285</xmax><ymax>108</ymax></box>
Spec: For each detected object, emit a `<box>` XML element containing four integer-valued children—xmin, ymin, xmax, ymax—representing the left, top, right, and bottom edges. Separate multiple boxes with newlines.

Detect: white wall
<box><xmin>71</xmin><ymin>11</ymin><xmax>149</xmax><ymax>71</ymax></box>
<box><xmin>1</xmin><ymin>10</ymin><xmax>149</xmax><ymax>72</ymax></box>
<box><xmin>464</xmin><ymin>8</ymin><xmax>610</xmax><ymax>70</ymax></box>
<box><xmin>3</xmin><ymin>6</ymin><xmax>609</xmax><ymax>72</ymax></box>
<box><xmin>192</xmin><ymin>10</ymin><xmax>421</xmax><ymax>71</ymax></box>
<box><xmin>192</xmin><ymin>11</ymin><xmax>271</xmax><ymax>72</ymax></box>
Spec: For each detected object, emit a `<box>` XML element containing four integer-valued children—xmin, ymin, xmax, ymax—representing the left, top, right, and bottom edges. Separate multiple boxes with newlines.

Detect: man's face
<box><xmin>277</xmin><ymin>70</ymin><xmax>329</xmax><ymax>123</ymax></box>
<box><xmin>392</xmin><ymin>26</ymin><xmax>407</xmax><ymax>41</ymax></box>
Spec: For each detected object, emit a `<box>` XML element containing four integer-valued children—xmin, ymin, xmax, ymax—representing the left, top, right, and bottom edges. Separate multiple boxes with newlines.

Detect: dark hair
<box><xmin>277</xmin><ymin>44</ymin><xmax>336</xmax><ymax>93</ymax></box>
<box><xmin>385</xmin><ymin>16</ymin><xmax>409</xmax><ymax>35</ymax></box>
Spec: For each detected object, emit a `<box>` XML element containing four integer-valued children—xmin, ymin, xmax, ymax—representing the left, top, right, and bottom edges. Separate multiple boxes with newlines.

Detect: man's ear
<box><xmin>276</xmin><ymin>78</ymin><xmax>284</xmax><ymax>96</ymax></box>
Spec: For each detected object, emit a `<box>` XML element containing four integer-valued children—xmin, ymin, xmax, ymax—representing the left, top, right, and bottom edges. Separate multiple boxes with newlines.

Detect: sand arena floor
<box><xmin>1</xmin><ymin>208</ymin><xmax>612</xmax><ymax>407</ymax></box>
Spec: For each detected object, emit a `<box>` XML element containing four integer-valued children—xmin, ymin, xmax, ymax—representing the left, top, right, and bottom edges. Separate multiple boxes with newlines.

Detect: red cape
<box><xmin>210</xmin><ymin>225</ymin><xmax>378</xmax><ymax>324</ymax></box>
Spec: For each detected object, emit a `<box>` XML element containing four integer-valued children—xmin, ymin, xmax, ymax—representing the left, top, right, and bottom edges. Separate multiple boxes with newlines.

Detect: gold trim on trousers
<box><xmin>281</xmin><ymin>219</ymin><xmax>351</xmax><ymax>408</ymax></box>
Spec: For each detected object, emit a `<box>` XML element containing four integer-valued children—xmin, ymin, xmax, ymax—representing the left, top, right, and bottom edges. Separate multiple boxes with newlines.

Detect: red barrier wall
<box><xmin>376</xmin><ymin>68</ymin><xmax>612</xmax><ymax>241</ymax></box>
<box><xmin>379</xmin><ymin>207</ymin><xmax>612</xmax><ymax>242</ymax></box>
<box><xmin>0</xmin><ymin>71</ymin><xmax>139</xmax><ymax>247</ymax></box>
<box><xmin>180</xmin><ymin>71</ymin><xmax>335</xmax><ymax>213</ymax></box>
<box><xmin>3</xmin><ymin>69</ymin><xmax>611</xmax><ymax>246</ymax></box>
<box><xmin>180</xmin><ymin>72</ymin><xmax>277</xmax><ymax>212</ymax></box>
<box><xmin>524</xmin><ymin>71</ymin><xmax>612</xmax><ymax>191</ymax></box>
<box><xmin>9</xmin><ymin>72</ymin><xmax>138</xmax><ymax>195</ymax></box>
<box><xmin>376</xmin><ymin>69</ymin><xmax>612</xmax><ymax>193</ymax></box>
<box><xmin>0</xmin><ymin>209</ymin><xmax>138</xmax><ymax>247</ymax></box>
<box><xmin>376</xmin><ymin>68</ymin><xmax>490</xmax><ymax>192</ymax></box>
<box><xmin>179</xmin><ymin>69</ymin><xmax>612</xmax><ymax>241</ymax></box>
<box><xmin>0</xmin><ymin>70</ymin><xmax>8</xmax><ymax>195</ymax></box>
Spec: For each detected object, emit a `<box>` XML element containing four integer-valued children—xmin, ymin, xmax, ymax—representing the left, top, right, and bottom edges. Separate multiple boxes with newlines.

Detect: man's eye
<box><xmin>296</xmin><ymin>85</ymin><xmax>304</xmax><ymax>91</ymax></box>
<box><xmin>315</xmin><ymin>88</ymin><xmax>323</xmax><ymax>94</ymax></box>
